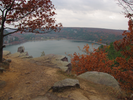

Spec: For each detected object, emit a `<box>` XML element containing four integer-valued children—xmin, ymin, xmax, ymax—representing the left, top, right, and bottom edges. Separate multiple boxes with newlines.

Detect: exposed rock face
<box><xmin>9</xmin><ymin>52</ymin><xmax>33</xmax><ymax>58</ymax></box>
<box><xmin>61</xmin><ymin>56</ymin><xmax>68</xmax><ymax>62</ymax></box>
<box><xmin>17</xmin><ymin>46</ymin><xmax>25</xmax><ymax>53</ymax></box>
<box><xmin>78</xmin><ymin>71</ymin><xmax>120</xmax><ymax>89</ymax></box>
<box><xmin>52</xmin><ymin>78</ymin><xmax>80</xmax><ymax>92</ymax></box>
<box><xmin>3</xmin><ymin>51</ymin><xmax>11</xmax><ymax>56</ymax></box>
<box><xmin>66</xmin><ymin>63</ymin><xmax>72</xmax><ymax>74</ymax></box>
<box><xmin>51</xmin><ymin>55</ymin><xmax>71</xmax><ymax>72</ymax></box>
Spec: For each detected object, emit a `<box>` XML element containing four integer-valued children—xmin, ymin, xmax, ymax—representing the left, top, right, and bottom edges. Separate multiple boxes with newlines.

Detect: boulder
<box><xmin>78</xmin><ymin>71</ymin><xmax>120</xmax><ymax>89</ymax></box>
<box><xmin>52</xmin><ymin>78</ymin><xmax>80</xmax><ymax>92</ymax></box>
<box><xmin>3</xmin><ymin>50</ymin><xmax>11</xmax><ymax>56</ymax></box>
<box><xmin>17</xmin><ymin>46</ymin><xmax>25</xmax><ymax>53</ymax></box>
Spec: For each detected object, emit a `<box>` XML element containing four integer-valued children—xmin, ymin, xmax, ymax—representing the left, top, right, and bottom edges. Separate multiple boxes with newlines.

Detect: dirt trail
<box><xmin>0</xmin><ymin>56</ymin><xmax>121</xmax><ymax>100</ymax></box>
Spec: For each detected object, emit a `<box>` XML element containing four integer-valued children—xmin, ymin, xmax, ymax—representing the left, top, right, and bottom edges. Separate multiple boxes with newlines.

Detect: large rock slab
<box><xmin>30</xmin><ymin>54</ymin><xmax>71</xmax><ymax>72</ymax></box>
<box><xmin>9</xmin><ymin>52</ymin><xmax>33</xmax><ymax>58</ymax></box>
<box><xmin>3</xmin><ymin>50</ymin><xmax>11</xmax><ymax>56</ymax></box>
<box><xmin>78</xmin><ymin>71</ymin><xmax>120</xmax><ymax>89</ymax></box>
<box><xmin>52</xmin><ymin>78</ymin><xmax>80</xmax><ymax>92</ymax></box>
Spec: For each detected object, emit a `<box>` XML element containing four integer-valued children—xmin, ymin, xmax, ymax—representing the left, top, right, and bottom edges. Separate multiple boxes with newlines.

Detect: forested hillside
<box><xmin>4</xmin><ymin>27</ymin><xmax>124</xmax><ymax>45</ymax></box>
<box><xmin>50</xmin><ymin>27</ymin><xmax>124</xmax><ymax>44</ymax></box>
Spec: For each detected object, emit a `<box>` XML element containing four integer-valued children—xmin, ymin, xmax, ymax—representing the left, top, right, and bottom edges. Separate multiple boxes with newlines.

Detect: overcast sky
<box><xmin>51</xmin><ymin>0</ymin><xmax>129</xmax><ymax>30</ymax></box>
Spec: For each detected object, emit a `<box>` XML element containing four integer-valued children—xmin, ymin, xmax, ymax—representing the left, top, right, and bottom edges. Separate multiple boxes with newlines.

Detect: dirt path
<box><xmin>0</xmin><ymin>56</ymin><xmax>121</xmax><ymax>100</ymax></box>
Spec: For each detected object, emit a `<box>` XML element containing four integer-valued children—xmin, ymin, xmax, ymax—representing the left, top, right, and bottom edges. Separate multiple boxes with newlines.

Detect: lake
<box><xmin>3</xmin><ymin>40</ymin><xmax>101</xmax><ymax>61</ymax></box>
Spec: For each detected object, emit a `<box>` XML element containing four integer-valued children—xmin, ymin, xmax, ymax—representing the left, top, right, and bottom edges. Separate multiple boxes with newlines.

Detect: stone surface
<box><xmin>10</xmin><ymin>52</ymin><xmax>20</xmax><ymax>57</ymax></box>
<box><xmin>78</xmin><ymin>71</ymin><xmax>120</xmax><ymax>89</ymax></box>
<box><xmin>58</xmin><ymin>66</ymin><xmax>68</xmax><ymax>72</ymax></box>
<box><xmin>0</xmin><ymin>80</ymin><xmax>6</xmax><ymax>88</ymax></box>
<box><xmin>32</xmin><ymin>93</ymin><xmax>73</xmax><ymax>100</ymax></box>
<box><xmin>3</xmin><ymin>50</ymin><xmax>11</xmax><ymax>56</ymax></box>
<box><xmin>5</xmin><ymin>59</ymin><xmax>12</xmax><ymax>63</ymax></box>
<box><xmin>0</xmin><ymin>67</ymin><xmax>5</xmax><ymax>73</ymax></box>
<box><xmin>9</xmin><ymin>52</ymin><xmax>33</xmax><ymax>58</ymax></box>
<box><xmin>0</xmin><ymin>61</ymin><xmax>10</xmax><ymax>69</ymax></box>
<box><xmin>18</xmin><ymin>46</ymin><xmax>25</xmax><ymax>53</ymax></box>
<box><xmin>52</xmin><ymin>78</ymin><xmax>80</xmax><ymax>92</ymax></box>
<box><xmin>61</xmin><ymin>57</ymin><xmax>68</xmax><ymax>62</ymax></box>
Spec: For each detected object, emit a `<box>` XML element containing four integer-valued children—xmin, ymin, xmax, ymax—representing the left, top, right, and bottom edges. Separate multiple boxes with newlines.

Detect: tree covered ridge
<box><xmin>3</xmin><ymin>27</ymin><xmax>124</xmax><ymax>45</ymax></box>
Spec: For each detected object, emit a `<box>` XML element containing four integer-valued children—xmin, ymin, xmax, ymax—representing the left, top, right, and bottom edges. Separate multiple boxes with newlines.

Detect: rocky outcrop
<box><xmin>3</xmin><ymin>51</ymin><xmax>11</xmax><ymax>56</ymax></box>
<box><xmin>51</xmin><ymin>78</ymin><xmax>80</xmax><ymax>92</ymax></box>
<box><xmin>9</xmin><ymin>52</ymin><xmax>33</xmax><ymax>58</ymax></box>
<box><xmin>30</xmin><ymin>54</ymin><xmax>71</xmax><ymax>73</ymax></box>
<box><xmin>17</xmin><ymin>46</ymin><xmax>25</xmax><ymax>53</ymax></box>
<box><xmin>51</xmin><ymin>55</ymin><xmax>71</xmax><ymax>72</ymax></box>
<box><xmin>78</xmin><ymin>71</ymin><xmax>120</xmax><ymax>89</ymax></box>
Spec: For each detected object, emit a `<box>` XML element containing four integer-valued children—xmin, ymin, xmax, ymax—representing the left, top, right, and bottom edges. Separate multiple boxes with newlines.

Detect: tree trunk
<box><xmin>0</xmin><ymin>29</ymin><xmax>3</xmax><ymax>63</ymax></box>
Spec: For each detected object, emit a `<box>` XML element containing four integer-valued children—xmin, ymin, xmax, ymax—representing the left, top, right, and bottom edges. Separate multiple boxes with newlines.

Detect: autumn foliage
<box><xmin>71</xmin><ymin>44</ymin><xmax>113</xmax><ymax>75</ymax></box>
<box><xmin>71</xmin><ymin>20</ymin><xmax>133</xmax><ymax>93</ymax></box>
<box><xmin>0</xmin><ymin>0</ymin><xmax>62</xmax><ymax>62</ymax></box>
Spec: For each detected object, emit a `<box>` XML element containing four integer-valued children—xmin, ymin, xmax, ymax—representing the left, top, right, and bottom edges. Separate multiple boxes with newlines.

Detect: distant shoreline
<box><xmin>67</xmin><ymin>39</ymin><xmax>106</xmax><ymax>45</ymax></box>
<box><xmin>4</xmin><ymin>38</ymin><xmax>106</xmax><ymax>46</ymax></box>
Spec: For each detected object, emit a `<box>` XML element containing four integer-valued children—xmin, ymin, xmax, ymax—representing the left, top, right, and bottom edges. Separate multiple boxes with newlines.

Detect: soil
<box><xmin>0</xmin><ymin>56</ymin><xmax>123</xmax><ymax>100</ymax></box>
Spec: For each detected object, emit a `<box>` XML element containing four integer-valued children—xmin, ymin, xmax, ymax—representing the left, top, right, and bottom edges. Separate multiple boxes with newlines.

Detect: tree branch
<box><xmin>5</xmin><ymin>0</ymin><xmax>15</xmax><ymax>20</ymax></box>
<box><xmin>3</xmin><ymin>29</ymin><xmax>19</xmax><ymax>37</ymax></box>
<box><xmin>6</xmin><ymin>9</ymin><xmax>34</xmax><ymax>22</ymax></box>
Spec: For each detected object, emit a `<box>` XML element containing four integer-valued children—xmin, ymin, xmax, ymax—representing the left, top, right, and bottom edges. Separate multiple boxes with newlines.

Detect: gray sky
<box><xmin>51</xmin><ymin>0</ymin><xmax>129</xmax><ymax>30</ymax></box>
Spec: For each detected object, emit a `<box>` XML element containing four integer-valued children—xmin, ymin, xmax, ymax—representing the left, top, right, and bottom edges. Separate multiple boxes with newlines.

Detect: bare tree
<box><xmin>118</xmin><ymin>0</ymin><xmax>133</xmax><ymax>18</ymax></box>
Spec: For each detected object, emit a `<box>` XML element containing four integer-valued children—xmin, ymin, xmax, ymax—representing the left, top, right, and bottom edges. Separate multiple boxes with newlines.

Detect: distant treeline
<box><xmin>4</xmin><ymin>27</ymin><xmax>124</xmax><ymax>44</ymax></box>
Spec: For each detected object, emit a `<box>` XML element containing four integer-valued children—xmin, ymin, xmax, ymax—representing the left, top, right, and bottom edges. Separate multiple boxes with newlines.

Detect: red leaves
<box><xmin>71</xmin><ymin>44</ymin><xmax>114</xmax><ymax>75</ymax></box>
<box><xmin>1</xmin><ymin>0</ymin><xmax>62</xmax><ymax>33</ymax></box>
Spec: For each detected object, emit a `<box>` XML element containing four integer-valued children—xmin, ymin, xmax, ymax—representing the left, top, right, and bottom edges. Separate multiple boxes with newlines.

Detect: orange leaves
<box><xmin>71</xmin><ymin>44</ymin><xmax>114</xmax><ymax>75</ymax></box>
<box><xmin>112</xmin><ymin>19</ymin><xmax>133</xmax><ymax>92</ymax></box>
<box><xmin>83</xmin><ymin>44</ymin><xmax>89</xmax><ymax>54</ymax></box>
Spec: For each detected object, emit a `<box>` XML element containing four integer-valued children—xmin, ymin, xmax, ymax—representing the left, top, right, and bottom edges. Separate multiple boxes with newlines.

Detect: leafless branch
<box><xmin>3</xmin><ymin>29</ymin><xmax>19</xmax><ymax>37</ymax></box>
<box><xmin>6</xmin><ymin>10</ymin><xmax>34</xmax><ymax>22</ymax></box>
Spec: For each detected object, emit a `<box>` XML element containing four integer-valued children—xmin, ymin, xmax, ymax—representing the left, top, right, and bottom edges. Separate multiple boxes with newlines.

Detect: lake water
<box><xmin>3</xmin><ymin>40</ymin><xmax>101</xmax><ymax>61</ymax></box>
